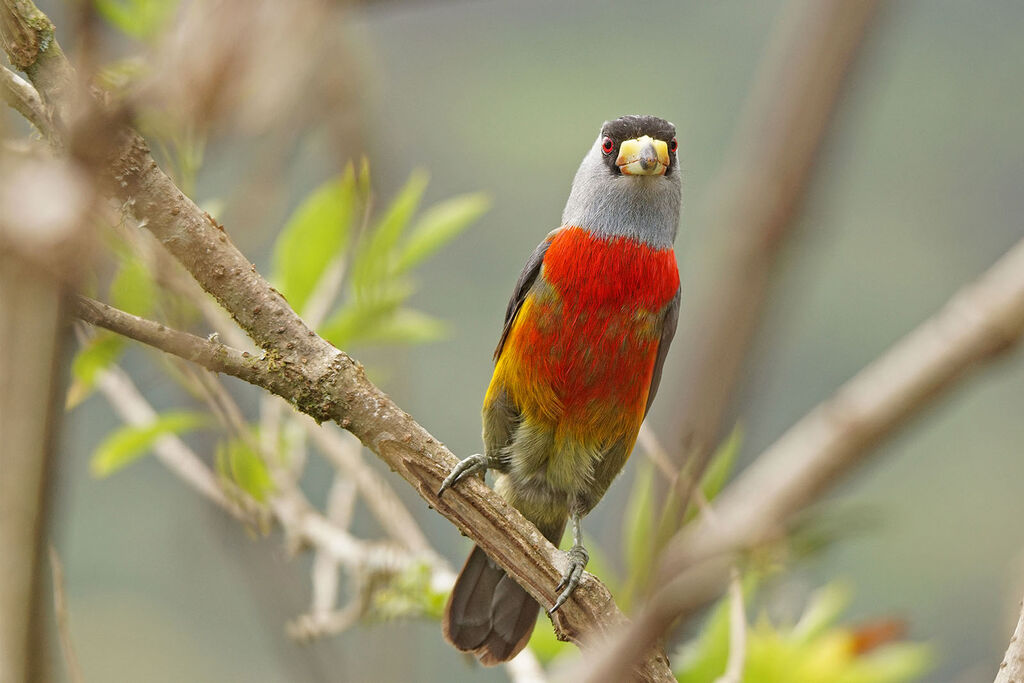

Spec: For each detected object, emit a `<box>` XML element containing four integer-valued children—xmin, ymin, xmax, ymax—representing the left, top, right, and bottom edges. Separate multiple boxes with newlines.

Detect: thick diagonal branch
<box><xmin>0</xmin><ymin>0</ymin><xmax>671</xmax><ymax>669</ymax></box>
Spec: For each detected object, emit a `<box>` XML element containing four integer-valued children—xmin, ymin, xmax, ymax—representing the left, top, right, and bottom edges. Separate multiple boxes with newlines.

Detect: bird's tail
<box><xmin>442</xmin><ymin>514</ymin><xmax>566</xmax><ymax>665</ymax></box>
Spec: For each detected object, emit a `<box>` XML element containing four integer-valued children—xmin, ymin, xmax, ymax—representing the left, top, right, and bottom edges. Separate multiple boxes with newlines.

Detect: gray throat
<box><xmin>560</xmin><ymin>140</ymin><xmax>682</xmax><ymax>250</ymax></box>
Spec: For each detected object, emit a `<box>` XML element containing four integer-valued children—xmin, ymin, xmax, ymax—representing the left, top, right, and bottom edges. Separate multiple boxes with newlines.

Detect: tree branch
<box><xmin>1</xmin><ymin>64</ymin><xmax>50</xmax><ymax>138</ymax></box>
<box><xmin>0</xmin><ymin>0</ymin><xmax>671</xmax><ymax>667</ymax></box>
<box><xmin>665</xmin><ymin>0</ymin><xmax>880</xmax><ymax>521</ymax></box>
<box><xmin>995</xmin><ymin>597</ymin><xmax>1024</xmax><ymax>683</ymax></box>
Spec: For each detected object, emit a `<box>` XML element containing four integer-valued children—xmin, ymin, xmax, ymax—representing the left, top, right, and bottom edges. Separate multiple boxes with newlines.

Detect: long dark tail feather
<box><xmin>443</xmin><ymin>517</ymin><xmax>566</xmax><ymax>665</ymax></box>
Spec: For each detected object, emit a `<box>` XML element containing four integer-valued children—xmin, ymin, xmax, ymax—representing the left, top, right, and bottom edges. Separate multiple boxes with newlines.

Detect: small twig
<box><xmin>76</xmin><ymin>296</ymin><xmax>263</xmax><ymax>381</ymax></box>
<box><xmin>93</xmin><ymin>359</ymin><xmax>417</xmax><ymax>575</ymax></box>
<box><xmin>0</xmin><ymin>64</ymin><xmax>51</xmax><ymax>140</ymax></box>
<box><xmin>96</xmin><ymin>364</ymin><xmax>257</xmax><ymax>520</ymax></box>
<box><xmin>995</xmin><ymin>597</ymin><xmax>1024</xmax><ymax>683</ymax></box>
<box><xmin>305</xmin><ymin>422</ymin><xmax>438</xmax><ymax>558</ymax></box>
<box><xmin>310</xmin><ymin>475</ymin><xmax>356</xmax><ymax>618</ymax></box>
<box><xmin>714</xmin><ymin>566</ymin><xmax>747</xmax><ymax>683</ymax></box>
<box><xmin>637</xmin><ymin>423</ymin><xmax>678</xmax><ymax>482</ymax></box>
<box><xmin>690</xmin><ymin>491</ymin><xmax>747</xmax><ymax>683</ymax></box>
<box><xmin>287</xmin><ymin>588</ymin><xmax>367</xmax><ymax>641</ymax></box>
<box><xmin>48</xmin><ymin>547</ymin><xmax>84</xmax><ymax>683</ymax></box>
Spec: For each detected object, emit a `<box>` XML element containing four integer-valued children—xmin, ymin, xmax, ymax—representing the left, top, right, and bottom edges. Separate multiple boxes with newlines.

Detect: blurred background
<box><xmin>8</xmin><ymin>0</ymin><xmax>1024</xmax><ymax>681</ymax></box>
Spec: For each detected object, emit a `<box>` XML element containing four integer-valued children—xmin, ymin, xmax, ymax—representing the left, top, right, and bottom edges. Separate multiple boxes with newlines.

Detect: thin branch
<box><xmin>75</xmin><ymin>295</ymin><xmax>307</xmax><ymax>403</ymax></box>
<box><xmin>637</xmin><ymin>423</ymin><xmax>677</xmax><ymax>482</ymax></box>
<box><xmin>714</xmin><ymin>567</ymin><xmax>746</xmax><ymax>683</ymax></box>
<box><xmin>995</xmin><ymin>597</ymin><xmax>1024</xmax><ymax>683</ymax></box>
<box><xmin>11</xmin><ymin>0</ymin><xmax>669</xmax><ymax>674</ymax></box>
<box><xmin>94</xmin><ymin>363</ymin><xmax>258</xmax><ymax>520</ymax></box>
<box><xmin>94</xmin><ymin>360</ymin><xmax>430</xmax><ymax>577</ymax></box>
<box><xmin>664</xmin><ymin>0</ymin><xmax>880</xmax><ymax>523</ymax></box>
<box><xmin>310</xmin><ymin>476</ymin><xmax>356</xmax><ymax>617</ymax></box>
<box><xmin>77</xmin><ymin>297</ymin><xmax>448</xmax><ymax>560</ymax></box>
<box><xmin>578</xmin><ymin>233</ymin><xmax>1024</xmax><ymax>682</ymax></box>
<box><xmin>305</xmin><ymin>421</ymin><xmax>437</xmax><ymax>557</ymax></box>
<box><xmin>48</xmin><ymin>547</ymin><xmax>83</xmax><ymax>683</ymax></box>
<box><xmin>1</xmin><ymin>64</ymin><xmax>50</xmax><ymax>138</ymax></box>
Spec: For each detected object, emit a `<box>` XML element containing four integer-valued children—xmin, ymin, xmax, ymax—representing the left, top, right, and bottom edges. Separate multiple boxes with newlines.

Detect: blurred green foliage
<box><xmin>621</xmin><ymin>428</ymin><xmax>743</xmax><ymax>606</ymax></box>
<box><xmin>215</xmin><ymin>437</ymin><xmax>273</xmax><ymax>504</ymax></box>
<box><xmin>91</xmin><ymin>412</ymin><xmax>207</xmax><ymax>477</ymax></box>
<box><xmin>676</xmin><ymin>582</ymin><xmax>931</xmax><ymax>683</ymax></box>
<box><xmin>271</xmin><ymin>162</ymin><xmax>489</xmax><ymax>348</ymax></box>
<box><xmin>370</xmin><ymin>561</ymin><xmax>449</xmax><ymax>622</ymax></box>
<box><xmin>95</xmin><ymin>0</ymin><xmax>177</xmax><ymax>42</ymax></box>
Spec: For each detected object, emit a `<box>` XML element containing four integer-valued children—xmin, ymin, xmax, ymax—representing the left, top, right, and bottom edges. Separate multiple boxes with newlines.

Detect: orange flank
<box><xmin>485</xmin><ymin>226</ymin><xmax>679</xmax><ymax>447</ymax></box>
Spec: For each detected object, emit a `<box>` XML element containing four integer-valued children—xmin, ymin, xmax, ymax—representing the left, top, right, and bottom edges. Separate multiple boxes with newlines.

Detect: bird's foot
<box><xmin>437</xmin><ymin>453</ymin><xmax>499</xmax><ymax>497</ymax></box>
<box><xmin>549</xmin><ymin>544</ymin><xmax>589</xmax><ymax>614</ymax></box>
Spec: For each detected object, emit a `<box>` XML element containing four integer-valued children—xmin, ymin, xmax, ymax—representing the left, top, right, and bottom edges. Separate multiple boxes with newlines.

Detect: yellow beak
<box><xmin>615</xmin><ymin>135</ymin><xmax>669</xmax><ymax>176</ymax></box>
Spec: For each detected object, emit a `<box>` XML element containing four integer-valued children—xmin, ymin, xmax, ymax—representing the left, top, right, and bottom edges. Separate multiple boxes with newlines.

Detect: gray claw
<box><xmin>437</xmin><ymin>453</ymin><xmax>489</xmax><ymax>497</ymax></box>
<box><xmin>549</xmin><ymin>544</ymin><xmax>589</xmax><ymax>614</ymax></box>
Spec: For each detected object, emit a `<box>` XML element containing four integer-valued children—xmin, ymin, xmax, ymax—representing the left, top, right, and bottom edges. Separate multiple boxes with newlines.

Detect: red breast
<box><xmin>495</xmin><ymin>227</ymin><xmax>679</xmax><ymax>444</ymax></box>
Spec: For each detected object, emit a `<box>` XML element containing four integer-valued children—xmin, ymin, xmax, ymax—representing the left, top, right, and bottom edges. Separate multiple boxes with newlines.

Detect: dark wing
<box><xmin>493</xmin><ymin>228</ymin><xmax>563</xmax><ymax>361</ymax></box>
<box><xmin>644</xmin><ymin>289</ymin><xmax>680</xmax><ymax>416</ymax></box>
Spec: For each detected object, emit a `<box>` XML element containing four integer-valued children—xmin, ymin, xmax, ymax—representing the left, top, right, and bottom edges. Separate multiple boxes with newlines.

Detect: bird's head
<box><xmin>562</xmin><ymin>115</ymin><xmax>682</xmax><ymax>248</ymax></box>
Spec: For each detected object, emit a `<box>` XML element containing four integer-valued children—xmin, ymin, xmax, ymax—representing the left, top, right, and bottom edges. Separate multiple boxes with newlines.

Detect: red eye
<box><xmin>670</xmin><ymin>137</ymin><xmax>678</xmax><ymax>153</ymax></box>
<box><xmin>601</xmin><ymin>136</ymin><xmax>614</xmax><ymax>155</ymax></box>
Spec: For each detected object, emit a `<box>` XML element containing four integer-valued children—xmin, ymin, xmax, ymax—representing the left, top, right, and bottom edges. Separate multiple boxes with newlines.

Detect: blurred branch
<box><xmin>93</xmin><ymin>360</ymin><xmax>434</xmax><ymax>578</ymax></box>
<box><xmin>98</xmin><ymin>354</ymin><xmax>544</xmax><ymax>682</ymax></box>
<box><xmin>666</xmin><ymin>0</ymin><xmax>880</xmax><ymax>521</ymax></box>
<box><xmin>305</xmin><ymin>422</ymin><xmax>438</xmax><ymax>557</ymax></box>
<box><xmin>995</xmin><ymin>596</ymin><xmax>1024</xmax><ymax>683</ymax></box>
<box><xmin>714</xmin><ymin>566</ymin><xmax>746</xmax><ymax>683</ymax></box>
<box><xmin>48</xmin><ymin>547</ymin><xmax>83</xmax><ymax>683</ymax></box>
<box><xmin>579</xmin><ymin>234</ymin><xmax>1024</xmax><ymax>682</ymax></box>
<box><xmin>2</xmin><ymin>0</ymin><xmax>671</xmax><ymax>671</ymax></box>
<box><xmin>1</xmin><ymin>64</ymin><xmax>50</xmax><ymax>139</ymax></box>
<box><xmin>94</xmin><ymin>362</ymin><xmax>259</xmax><ymax>520</ymax></box>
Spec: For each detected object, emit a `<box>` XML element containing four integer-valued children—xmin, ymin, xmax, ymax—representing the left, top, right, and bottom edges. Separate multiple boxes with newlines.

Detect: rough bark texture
<box><xmin>3</xmin><ymin>1</ymin><xmax>674</xmax><ymax>678</ymax></box>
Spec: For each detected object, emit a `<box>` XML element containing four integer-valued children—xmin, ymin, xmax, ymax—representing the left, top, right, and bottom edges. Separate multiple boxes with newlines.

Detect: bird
<box><xmin>437</xmin><ymin>115</ymin><xmax>682</xmax><ymax>665</ymax></box>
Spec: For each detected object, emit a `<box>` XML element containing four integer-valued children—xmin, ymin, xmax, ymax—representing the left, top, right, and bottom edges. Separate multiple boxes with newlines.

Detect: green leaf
<box><xmin>791</xmin><ymin>582</ymin><xmax>852</xmax><ymax>645</ymax></box>
<box><xmin>699</xmin><ymin>424</ymin><xmax>742</xmax><ymax>503</ymax></box>
<box><xmin>272</xmin><ymin>168</ymin><xmax>356</xmax><ymax>315</ymax></box>
<box><xmin>621</xmin><ymin>462</ymin><xmax>656</xmax><ymax>607</ymax></box>
<box><xmin>350</xmin><ymin>308</ymin><xmax>446</xmax><ymax>346</ymax></box>
<box><xmin>676</xmin><ymin>578</ymin><xmax>931</xmax><ymax>683</ymax></box>
<box><xmin>351</xmin><ymin>170</ymin><xmax>429</xmax><ymax>291</ymax></box>
<box><xmin>319</xmin><ymin>282</ymin><xmax>414</xmax><ymax>347</ymax></box>
<box><xmin>67</xmin><ymin>334</ymin><xmax>126</xmax><ymax>408</ymax></box>
<box><xmin>371</xmin><ymin>561</ymin><xmax>448</xmax><ymax>621</ymax></box>
<box><xmin>96</xmin><ymin>56</ymin><xmax>149</xmax><ymax>93</ymax></box>
<box><xmin>673</xmin><ymin>586</ymin><xmax>733</xmax><ymax>682</ymax></box>
<box><xmin>110</xmin><ymin>257</ymin><xmax>157</xmax><ymax>318</ymax></box>
<box><xmin>95</xmin><ymin>0</ymin><xmax>177</xmax><ymax>41</ymax></box>
<box><xmin>357</xmin><ymin>156</ymin><xmax>372</xmax><ymax>200</ymax></box>
<box><xmin>216</xmin><ymin>438</ymin><xmax>274</xmax><ymax>503</ymax></box>
<box><xmin>526</xmin><ymin>611</ymin><xmax>575</xmax><ymax>664</ymax></box>
<box><xmin>394</xmin><ymin>193</ymin><xmax>490</xmax><ymax>274</ymax></box>
<box><xmin>91</xmin><ymin>412</ymin><xmax>206</xmax><ymax>477</ymax></box>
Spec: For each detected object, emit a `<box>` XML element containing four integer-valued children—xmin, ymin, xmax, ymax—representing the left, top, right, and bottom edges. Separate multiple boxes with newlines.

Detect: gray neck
<box><xmin>560</xmin><ymin>140</ymin><xmax>681</xmax><ymax>250</ymax></box>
